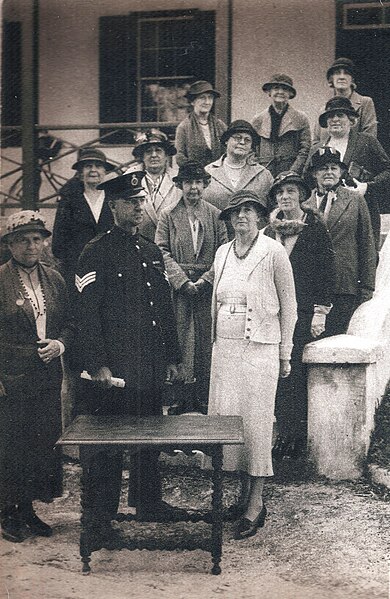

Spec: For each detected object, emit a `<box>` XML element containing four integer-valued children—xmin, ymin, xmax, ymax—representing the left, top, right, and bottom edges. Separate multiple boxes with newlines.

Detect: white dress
<box><xmin>208</xmin><ymin>248</ymin><xmax>279</xmax><ymax>477</ymax></box>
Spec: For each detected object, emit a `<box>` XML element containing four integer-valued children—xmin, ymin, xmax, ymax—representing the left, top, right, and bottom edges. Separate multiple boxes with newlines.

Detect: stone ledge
<box><xmin>303</xmin><ymin>334</ymin><xmax>384</xmax><ymax>364</ymax></box>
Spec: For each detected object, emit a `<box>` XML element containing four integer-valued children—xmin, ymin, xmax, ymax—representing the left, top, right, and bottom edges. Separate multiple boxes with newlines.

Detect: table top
<box><xmin>56</xmin><ymin>415</ymin><xmax>245</xmax><ymax>446</ymax></box>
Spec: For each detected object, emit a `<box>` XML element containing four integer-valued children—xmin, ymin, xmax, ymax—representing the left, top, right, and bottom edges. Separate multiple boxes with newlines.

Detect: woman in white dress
<box><xmin>208</xmin><ymin>190</ymin><xmax>297</xmax><ymax>539</ymax></box>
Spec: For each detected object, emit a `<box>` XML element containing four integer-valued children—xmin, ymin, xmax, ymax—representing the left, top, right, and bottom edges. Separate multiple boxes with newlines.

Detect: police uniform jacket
<box><xmin>75</xmin><ymin>226</ymin><xmax>181</xmax><ymax>389</ymax></box>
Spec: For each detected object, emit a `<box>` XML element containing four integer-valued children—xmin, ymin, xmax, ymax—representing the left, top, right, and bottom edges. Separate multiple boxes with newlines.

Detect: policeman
<box><xmin>75</xmin><ymin>171</ymin><xmax>184</xmax><ymax>542</ymax></box>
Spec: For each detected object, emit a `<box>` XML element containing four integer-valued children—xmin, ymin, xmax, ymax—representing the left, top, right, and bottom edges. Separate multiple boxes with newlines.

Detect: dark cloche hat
<box><xmin>309</xmin><ymin>147</ymin><xmax>348</xmax><ymax>172</ymax></box>
<box><xmin>268</xmin><ymin>171</ymin><xmax>311</xmax><ymax>202</ymax></box>
<box><xmin>132</xmin><ymin>129</ymin><xmax>177</xmax><ymax>160</ymax></box>
<box><xmin>97</xmin><ymin>171</ymin><xmax>147</xmax><ymax>198</ymax></box>
<box><xmin>172</xmin><ymin>160</ymin><xmax>211</xmax><ymax>183</ymax></box>
<box><xmin>319</xmin><ymin>96</ymin><xmax>359</xmax><ymax>128</ymax></box>
<box><xmin>326</xmin><ymin>57</ymin><xmax>356</xmax><ymax>81</ymax></box>
<box><xmin>185</xmin><ymin>80</ymin><xmax>221</xmax><ymax>101</ymax></box>
<box><xmin>262</xmin><ymin>74</ymin><xmax>296</xmax><ymax>99</ymax></box>
<box><xmin>2</xmin><ymin>210</ymin><xmax>51</xmax><ymax>242</ymax></box>
<box><xmin>219</xmin><ymin>190</ymin><xmax>267</xmax><ymax>221</ymax></box>
<box><xmin>72</xmin><ymin>147</ymin><xmax>116</xmax><ymax>172</ymax></box>
<box><xmin>220</xmin><ymin>120</ymin><xmax>260</xmax><ymax>146</ymax></box>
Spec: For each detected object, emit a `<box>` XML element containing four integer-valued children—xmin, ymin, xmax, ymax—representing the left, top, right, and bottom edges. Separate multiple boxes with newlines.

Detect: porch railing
<box><xmin>0</xmin><ymin>122</ymin><xmax>178</xmax><ymax>213</ymax></box>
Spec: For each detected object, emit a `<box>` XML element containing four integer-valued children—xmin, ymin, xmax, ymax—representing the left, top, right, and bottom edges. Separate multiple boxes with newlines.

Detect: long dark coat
<box><xmin>52</xmin><ymin>177</ymin><xmax>114</xmax><ymax>288</ymax></box>
<box><xmin>263</xmin><ymin>209</ymin><xmax>335</xmax><ymax>438</ymax></box>
<box><xmin>0</xmin><ymin>260</ymin><xmax>75</xmax><ymax>508</ymax></box>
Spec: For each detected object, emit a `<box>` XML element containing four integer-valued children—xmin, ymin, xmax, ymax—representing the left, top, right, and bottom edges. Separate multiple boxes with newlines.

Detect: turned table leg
<box><xmin>210</xmin><ymin>445</ymin><xmax>223</xmax><ymax>575</ymax></box>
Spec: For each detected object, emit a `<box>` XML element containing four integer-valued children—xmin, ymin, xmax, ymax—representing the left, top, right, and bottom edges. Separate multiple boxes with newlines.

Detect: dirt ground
<box><xmin>1</xmin><ymin>457</ymin><xmax>389</xmax><ymax>599</ymax></box>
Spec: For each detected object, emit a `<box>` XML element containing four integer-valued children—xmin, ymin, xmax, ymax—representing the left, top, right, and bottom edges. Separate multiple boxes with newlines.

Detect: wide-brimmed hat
<box><xmin>132</xmin><ymin>129</ymin><xmax>177</xmax><ymax>160</ymax></box>
<box><xmin>72</xmin><ymin>147</ymin><xmax>116</xmax><ymax>172</ymax></box>
<box><xmin>326</xmin><ymin>57</ymin><xmax>355</xmax><ymax>81</ymax></box>
<box><xmin>97</xmin><ymin>171</ymin><xmax>147</xmax><ymax>198</ymax></box>
<box><xmin>262</xmin><ymin>74</ymin><xmax>296</xmax><ymax>99</ymax></box>
<box><xmin>268</xmin><ymin>171</ymin><xmax>311</xmax><ymax>202</ymax></box>
<box><xmin>220</xmin><ymin>120</ymin><xmax>260</xmax><ymax>146</ymax></box>
<box><xmin>319</xmin><ymin>96</ymin><xmax>359</xmax><ymax>128</ymax></box>
<box><xmin>2</xmin><ymin>210</ymin><xmax>51</xmax><ymax>242</ymax></box>
<box><xmin>309</xmin><ymin>147</ymin><xmax>348</xmax><ymax>172</ymax></box>
<box><xmin>185</xmin><ymin>80</ymin><xmax>221</xmax><ymax>101</ymax></box>
<box><xmin>172</xmin><ymin>160</ymin><xmax>211</xmax><ymax>184</ymax></box>
<box><xmin>219</xmin><ymin>190</ymin><xmax>267</xmax><ymax>221</ymax></box>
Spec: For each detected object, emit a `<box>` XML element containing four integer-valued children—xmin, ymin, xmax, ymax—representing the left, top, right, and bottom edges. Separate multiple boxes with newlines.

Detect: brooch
<box><xmin>16</xmin><ymin>291</ymin><xmax>26</xmax><ymax>306</ymax></box>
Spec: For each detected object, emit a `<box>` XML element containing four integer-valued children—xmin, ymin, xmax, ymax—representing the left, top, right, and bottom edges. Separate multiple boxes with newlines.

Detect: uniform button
<box><xmin>146</xmin><ymin>282</ymin><xmax>151</xmax><ymax>287</ymax></box>
<box><xmin>135</xmin><ymin>245</ymin><xmax>140</xmax><ymax>250</ymax></box>
<box><xmin>150</xmin><ymin>301</ymin><xmax>154</xmax><ymax>306</ymax></box>
<box><xmin>152</xmin><ymin>320</ymin><xmax>156</xmax><ymax>327</ymax></box>
<box><xmin>142</xmin><ymin>262</ymin><xmax>147</xmax><ymax>268</ymax></box>
<box><xmin>118</xmin><ymin>273</ymin><xmax>122</xmax><ymax>277</ymax></box>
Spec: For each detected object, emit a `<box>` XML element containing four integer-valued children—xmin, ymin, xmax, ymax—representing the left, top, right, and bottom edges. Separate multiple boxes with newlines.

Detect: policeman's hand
<box><xmin>311</xmin><ymin>313</ymin><xmax>326</xmax><ymax>338</ymax></box>
<box><xmin>0</xmin><ymin>380</ymin><xmax>6</xmax><ymax>397</ymax></box>
<box><xmin>181</xmin><ymin>281</ymin><xmax>198</xmax><ymax>296</ymax></box>
<box><xmin>37</xmin><ymin>339</ymin><xmax>62</xmax><ymax>364</ymax></box>
<box><xmin>91</xmin><ymin>366</ymin><xmax>113</xmax><ymax>389</ymax></box>
<box><xmin>166</xmin><ymin>364</ymin><xmax>179</xmax><ymax>383</ymax></box>
<box><xmin>279</xmin><ymin>359</ymin><xmax>291</xmax><ymax>378</ymax></box>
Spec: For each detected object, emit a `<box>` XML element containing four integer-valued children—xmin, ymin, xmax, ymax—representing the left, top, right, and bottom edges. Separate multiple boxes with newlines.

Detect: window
<box><xmin>343</xmin><ymin>2</ymin><xmax>390</xmax><ymax>29</ymax></box>
<box><xmin>99</xmin><ymin>10</ymin><xmax>216</xmax><ymax>144</ymax></box>
<box><xmin>1</xmin><ymin>21</ymin><xmax>22</xmax><ymax>147</ymax></box>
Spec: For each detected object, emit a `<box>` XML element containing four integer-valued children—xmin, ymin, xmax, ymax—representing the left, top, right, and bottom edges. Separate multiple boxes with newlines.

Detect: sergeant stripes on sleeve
<box><xmin>75</xmin><ymin>271</ymin><xmax>97</xmax><ymax>293</ymax></box>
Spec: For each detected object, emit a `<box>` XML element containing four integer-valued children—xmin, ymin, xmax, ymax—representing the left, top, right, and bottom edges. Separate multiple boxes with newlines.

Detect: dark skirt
<box><xmin>0</xmin><ymin>369</ymin><xmax>63</xmax><ymax>508</ymax></box>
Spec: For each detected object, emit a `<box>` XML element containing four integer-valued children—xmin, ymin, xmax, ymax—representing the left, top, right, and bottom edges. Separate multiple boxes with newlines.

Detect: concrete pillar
<box><xmin>304</xmin><ymin>336</ymin><xmax>383</xmax><ymax>479</ymax></box>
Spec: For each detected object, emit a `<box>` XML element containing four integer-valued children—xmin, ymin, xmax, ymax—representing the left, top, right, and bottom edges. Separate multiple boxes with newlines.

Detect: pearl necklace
<box><xmin>233</xmin><ymin>233</ymin><xmax>259</xmax><ymax>260</ymax></box>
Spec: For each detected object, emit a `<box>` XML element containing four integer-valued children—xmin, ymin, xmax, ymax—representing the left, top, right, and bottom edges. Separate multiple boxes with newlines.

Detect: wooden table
<box><xmin>56</xmin><ymin>414</ymin><xmax>244</xmax><ymax>575</ymax></box>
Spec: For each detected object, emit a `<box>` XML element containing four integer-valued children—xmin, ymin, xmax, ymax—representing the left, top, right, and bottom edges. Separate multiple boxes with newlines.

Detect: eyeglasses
<box><xmin>231</xmin><ymin>134</ymin><xmax>252</xmax><ymax>145</ymax></box>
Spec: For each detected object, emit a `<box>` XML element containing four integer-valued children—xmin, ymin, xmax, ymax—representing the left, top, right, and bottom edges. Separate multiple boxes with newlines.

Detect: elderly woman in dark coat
<box><xmin>263</xmin><ymin>173</ymin><xmax>335</xmax><ymax>458</ymax></box>
<box><xmin>52</xmin><ymin>147</ymin><xmax>116</xmax><ymax>289</ymax></box>
<box><xmin>0</xmin><ymin>212</ymin><xmax>75</xmax><ymax>543</ymax></box>
<box><xmin>175</xmin><ymin>81</ymin><xmax>227</xmax><ymax>167</ymax></box>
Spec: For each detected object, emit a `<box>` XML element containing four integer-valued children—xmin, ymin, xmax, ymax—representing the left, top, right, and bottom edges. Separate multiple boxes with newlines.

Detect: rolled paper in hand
<box><xmin>80</xmin><ymin>370</ymin><xmax>126</xmax><ymax>388</ymax></box>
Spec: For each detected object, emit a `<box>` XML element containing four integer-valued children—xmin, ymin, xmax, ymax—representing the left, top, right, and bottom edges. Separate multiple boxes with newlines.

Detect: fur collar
<box><xmin>268</xmin><ymin>208</ymin><xmax>308</xmax><ymax>237</ymax></box>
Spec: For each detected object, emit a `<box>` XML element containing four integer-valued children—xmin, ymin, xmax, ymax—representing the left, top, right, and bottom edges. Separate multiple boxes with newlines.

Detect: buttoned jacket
<box><xmin>155</xmin><ymin>197</ymin><xmax>228</xmax><ymax>290</ymax></box>
<box><xmin>175</xmin><ymin>112</ymin><xmax>227</xmax><ymax>167</ymax></box>
<box><xmin>303</xmin><ymin>186</ymin><xmax>376</xmax><ymax>296</ymax></box>
<box><xmin>306</xmin><ymin>129</ymin><xmax>390</xmax><ymax>247</ymax></box>
<box><xmin>252</xmin><ymin>105</ymin><xmax>311</xmax><ymax>176</ymax></box>
<box><xmin>211</xmin><ymin>235</ymin><xmax>297</xmax><ymax>360</ymax></box>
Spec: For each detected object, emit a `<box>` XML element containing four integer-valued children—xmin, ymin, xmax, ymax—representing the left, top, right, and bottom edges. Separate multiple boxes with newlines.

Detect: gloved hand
<box><xmin>311</xmin><ymin>312</ymin><xmax>326</xmax><ymax>338</ymax></box>
<box><xmin>181</xmin><ymin>281</ymin><xmax>198</xmax><ymax>297</ymax></box>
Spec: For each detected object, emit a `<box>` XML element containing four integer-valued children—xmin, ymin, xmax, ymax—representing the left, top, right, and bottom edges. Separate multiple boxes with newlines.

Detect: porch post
<box><xmin>21</xmin><ymin>0</ymin><xmax>39</xmax><ymax>210</ymax></box>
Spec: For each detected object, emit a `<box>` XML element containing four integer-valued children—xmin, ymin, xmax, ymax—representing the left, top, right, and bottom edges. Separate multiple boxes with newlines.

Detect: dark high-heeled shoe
<box><xmin>233</xmin><ymin>504</ymin><xmax>267</xmax><ymax>540</ymax></box>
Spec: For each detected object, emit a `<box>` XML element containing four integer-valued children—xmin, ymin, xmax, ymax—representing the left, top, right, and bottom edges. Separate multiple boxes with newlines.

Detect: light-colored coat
<box><xmin>211</xmin><ymin>235</ymin><xmax>297</xmax><ymax>360</ymax></box>
<box><xmin>138</xmin><ymin>167</ymin><xmax>181</xmax><ymax>241</ymax></box>
<box><xmin>203</xmin><ymin>154</ymin><xmax>273</xmax><ymax>213</ymax></box>
<box><xmin>156</xmin><ymin>197</ymin><xmax>228</xmax><ymax>386</ymax></box>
